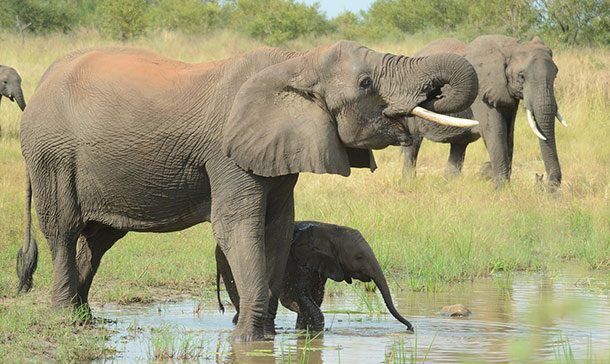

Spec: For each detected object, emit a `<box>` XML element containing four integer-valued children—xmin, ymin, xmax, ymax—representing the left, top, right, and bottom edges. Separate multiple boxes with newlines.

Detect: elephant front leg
<box><xmin>263</xmin><ymin>175</ymin><xmax>298</xmax><ymax>335</ymax></box>
<box><xmin>401</xmin><ymin>136</ymin><xmax>422</xmax><ymax>178</ymax></box>
<box><xmin>295</xmin><ymin>297</ymin><xmax>324</xmax><ymax>332</ymax></box>
<box><xmin>212</xmin><ymin>193</ymin><xmax>269</xmax><ymax>341</ymax></box>
<box><xmin>446</xmin><ymin>143</ymin><xmax>467</xmax><ymax>176</ymax></box>
<box><xmin>478</xmin><ymin>105</ymin><xmax>512</xmax><ymax>187</ymax></box>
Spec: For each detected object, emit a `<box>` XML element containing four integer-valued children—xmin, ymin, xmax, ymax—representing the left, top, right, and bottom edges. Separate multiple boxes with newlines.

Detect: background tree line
<box><xmin>0</xmin><ymin>0</ymin><xmax>607</xmax><ymax>46</ymax></box>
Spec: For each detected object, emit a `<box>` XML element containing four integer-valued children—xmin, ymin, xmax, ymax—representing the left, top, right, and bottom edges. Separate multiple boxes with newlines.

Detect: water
<box><xmin>94</xmin><ymin>273</ymin><xmax>609</xmax><ymax>363</ymax></box>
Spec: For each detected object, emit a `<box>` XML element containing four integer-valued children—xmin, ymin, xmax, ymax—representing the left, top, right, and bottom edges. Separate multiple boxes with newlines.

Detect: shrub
<box><xmin>96</xmin><ymin>0</ymin><xmax>149</xmax><ymax>40</ymax></box>
<box><xmin>232</xmin><ymin>0</ymin><xmax>333</xmax><ymax>45</ymax></box>
<box><xmin>148</xmin><ymin>0</ymin><xmax>225</xmax><ymax>34</ymax></box>
<box><xmin>0</xmin><ymin>0</ymin><xmax>77</xmax><ymax>33</ymax></box>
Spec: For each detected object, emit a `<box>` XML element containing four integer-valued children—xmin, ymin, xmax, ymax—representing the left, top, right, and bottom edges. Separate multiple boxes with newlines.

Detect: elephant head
<box><xmin>291</xmin><ymin>221</ymin><xmax>413</xmax><ymax>331</ymax></box>
<box><xmin>466</xmin><ymin>35</ymin><xmax>563</xmax><ymax>187</ymax></box>
<box><xmin>223</xmin><ymin>40</ymin><xmax>478</xmax><ymax>178</ymax></box>
<box><xmin>0</xmin><ymin>65</ymin><xmax>26</xmax><ymax>111</ymax></box>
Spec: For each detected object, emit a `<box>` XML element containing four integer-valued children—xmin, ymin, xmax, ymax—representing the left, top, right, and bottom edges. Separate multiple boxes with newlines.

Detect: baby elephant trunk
<box><xmin>372</xmin><ymin>267</ymin><xmax>413</xmax><ymax>331</ymax></box>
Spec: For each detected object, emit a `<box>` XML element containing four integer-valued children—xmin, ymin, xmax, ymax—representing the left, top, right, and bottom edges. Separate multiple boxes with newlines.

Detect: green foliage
<box><xmin>365</xmin><ymin>0</ymin><xmax>468</xmax><ymax>34</ymax></box>
<box><xmin>463</xmin><ymin>0</ymin><xmax>538</xmax><ymax>39</ymax></box>
<box><xmin>148</xmin><ymin>0</ymin><xmax>226</xmax><ymax>34</ymax></box>
<box><xmin>0</xmin><ymin>0</ymin><xmax>77</xmax><ymax>33</ymax></box>
<box><xmin>537</xmin><ymin>0</ymin><xmax>610</xmax><ymax>45</ymax></box>
<box><xmin>96</xmin><ymin>0</ymin><xmax>149</xmax><ymax>40</ymax></box>
<box><xmin>232</xmin><ymin>0</ymin><xmax>333</xmax><ymax>45</ymax></box>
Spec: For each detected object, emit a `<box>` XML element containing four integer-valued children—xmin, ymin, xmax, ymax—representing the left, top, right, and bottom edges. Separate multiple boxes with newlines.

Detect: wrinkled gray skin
<box><xmin>0</xmin><ymin>65</ymin><xmax>26</xmax><ymax>111</ymax></box>
<box><xmin>216</xmin><ymin>221</ymin><xmax>413</xmax><ymax>332</ymax></box>
<box><xmin>18</xmin><ymin>41</ymin><xmax>477</xmax><ymax>341</ymax></box>
<box><xmin>402</xmin><ymin>35</ymin><xmax>562</xmax><ymax>188</ymax></box>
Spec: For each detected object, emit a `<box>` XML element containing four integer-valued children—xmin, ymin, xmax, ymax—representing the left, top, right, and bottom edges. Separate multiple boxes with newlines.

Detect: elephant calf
<box><xmin>0</xmin><ymin>65</ymin><xmax>26</xmax><ymax>111</ymax></box>
<box><xmin>216</xmin><ymin>221</ymin><xmax>413</xmax><ymax>332</ymax></box>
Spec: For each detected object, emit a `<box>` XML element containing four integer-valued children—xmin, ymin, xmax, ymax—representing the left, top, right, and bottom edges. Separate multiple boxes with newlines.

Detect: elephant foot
<box><xmin>72</xmin><ymin>303</ymin><xmax>94</xmax><ymax>325</ymax></box>
<box><xmin>231</xmin><ymin>327</ymin><xmax>267</xmax><ymax>342</ymax></box>
<box><xmin>478</xmin><ymin>162</ymin><xmax>493</xmax><ymax>180</ymax></box>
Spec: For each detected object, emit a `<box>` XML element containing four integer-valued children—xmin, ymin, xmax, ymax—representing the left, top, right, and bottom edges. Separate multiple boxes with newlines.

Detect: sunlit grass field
<box><xmin>0</xmin><ymin>30</ymin><xmax>608</xmax><ymax>360</ymax></box>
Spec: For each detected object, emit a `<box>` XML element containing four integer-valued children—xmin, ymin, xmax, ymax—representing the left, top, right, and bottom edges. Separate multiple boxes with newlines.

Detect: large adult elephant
<box><xmin>401</xmin><ymin>35</ymin><xmax>565</xmax><ymax>188</ymax></box>
<box><xmin>0</xmin><ymin>65</ymin><xmax>26</xmax><ymax>111</ymax></box>
<box><xmin>17</xmin><ymin>41</ymin><xmax>478</xmax><ymax>341</ymax></box>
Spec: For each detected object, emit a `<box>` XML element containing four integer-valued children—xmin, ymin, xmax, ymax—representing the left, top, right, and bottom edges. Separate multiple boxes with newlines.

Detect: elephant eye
<box><xmin>359</xmin><ymin>76</ymin><xmax>373</xmax><ymax>90</ymax></box>
<box><xmin>517</xmin><ymin>71</ymin><xmax>525</xmax><ymax>82</ymax></box>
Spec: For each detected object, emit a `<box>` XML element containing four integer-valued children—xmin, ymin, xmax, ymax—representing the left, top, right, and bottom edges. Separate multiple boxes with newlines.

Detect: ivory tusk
<box><xmin>556</xmin><ymin>111</ymin><xmax>568</xmax><ymax>127</ymax></box>
<box><xmin>411</xmin><ymin>106</ymin><xmax>479</xmax><ymax>128</ymax></box>
<box><xmin>526</xmin><ymin>109</ymin><xmax>547</xmax><ymax>141</ymax></box>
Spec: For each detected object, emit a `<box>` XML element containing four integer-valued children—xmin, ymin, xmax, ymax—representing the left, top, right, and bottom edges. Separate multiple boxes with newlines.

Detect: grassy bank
<box><xmin>0</xmin><ymin>30</ymin><xmax>608</xmax><ymax>360</ymax></box>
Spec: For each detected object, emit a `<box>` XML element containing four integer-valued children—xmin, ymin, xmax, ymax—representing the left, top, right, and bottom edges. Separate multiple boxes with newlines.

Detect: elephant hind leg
<box><xmin>76</xmin><ymin>223</ymin><xmax>126</xmax><ymax>305</ymax></box>
<box><xmin>446</xmin><ymin>143</ymin><xmax>467</xmax><ymax>176</ymax></box>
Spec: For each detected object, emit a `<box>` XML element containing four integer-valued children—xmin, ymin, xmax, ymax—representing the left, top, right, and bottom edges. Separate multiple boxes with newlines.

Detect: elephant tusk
<box><xmin>556</xmin><ymin>111</ymin><xmax>568</xmax><ymax>127</ymax></box>
<box><xmin>411</xmin><ymin>106</ymin><xmax>479</xmax><ymax>128</ymax></box>
<box><xmin>526</xmin><ymin>108</ymin><xmax>547</xmax><ymax>141</ymax></box>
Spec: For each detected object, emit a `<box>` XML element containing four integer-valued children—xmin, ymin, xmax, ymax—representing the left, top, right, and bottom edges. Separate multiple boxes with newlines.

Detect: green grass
<box><xmin>0</xmin><ymin>30</ymin><xmax>608</xmax><ymax>361</ymax></box>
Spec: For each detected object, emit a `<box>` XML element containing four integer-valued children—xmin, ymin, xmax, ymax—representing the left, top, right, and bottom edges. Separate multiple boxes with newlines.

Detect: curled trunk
<box><xmin>379</xmin><ymin>53</ymin><xmax>479</xmax><ymax>117</ymax></box>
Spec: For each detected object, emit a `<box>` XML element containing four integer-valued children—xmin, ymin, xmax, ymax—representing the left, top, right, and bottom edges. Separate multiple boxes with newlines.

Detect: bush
<box><xmin>232</xmin><ymin>0</ymin><xmax>333</xmax><ymax>45</ymax></box>
<box><xmin>0</xmin><ymin>0</ymin><xmax>77</xmax><ymax>33</ymax></box>
<box><xmin>365</xmin><ymin>0</ymin><xmax>468</xmax><ymax>35</ymax></box>
<box><xmin>148</xmin><ymin>0</ymin><xmax>225</xmax><ymax>34</ymax></box>
<box><xmin>96</xmin><ymin>0</ymin><xmax>149</xmax><ymax>40</ymax></box>
<box><xmin>462</xmin><ymin>0</ymin><xmax>537</xmax><ymax>39</ymax></box>
<box><xmin>538</xmin><ymin>0</ymin><xmax>609</xmax><ymax>45</ymax></box>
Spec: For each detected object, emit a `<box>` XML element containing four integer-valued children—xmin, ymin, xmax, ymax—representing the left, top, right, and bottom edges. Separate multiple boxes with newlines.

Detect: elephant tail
<box><xmin>16</xmin><ymin>172</ymin><xmax>38</xmax><ymax>293</ymax></box>
<box><xmin>216</xmin><ymin>265</ymin><xmax>225</xmax><ymax>314</ymax></box>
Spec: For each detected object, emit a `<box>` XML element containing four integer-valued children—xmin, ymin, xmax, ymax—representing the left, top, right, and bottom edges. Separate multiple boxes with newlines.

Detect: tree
<box><xmin>537</xmin><ymin>0</ymin><xmax>609</xmax><ymax>45</ymax></box>
<box><xmin>232</xmin><ymin>0</ymin><xmax>332</xmax><ymax>45</ymax></box>
<box><xmin>96</xmin><ymin>0</ymin><xmax>149</xmax><ymax>40</ymax></box>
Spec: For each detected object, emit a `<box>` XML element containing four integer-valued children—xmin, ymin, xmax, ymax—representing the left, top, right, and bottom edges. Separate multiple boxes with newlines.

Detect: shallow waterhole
<box><xmin>94</xmin><ymin>273</ymin><xmax>609</xmax><ymax>363</ymax></box>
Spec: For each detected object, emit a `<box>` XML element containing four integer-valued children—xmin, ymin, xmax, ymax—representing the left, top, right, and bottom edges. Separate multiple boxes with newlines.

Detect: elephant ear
<box><xmin>465</xmin><ymin>39</ymin><xmax>513</xmax><ymax>108</ymax></box>
<box><xmin>291</xmin><ymin>223</ymin><xmax>349</xmax><ymax>283</ymax></box>
<box><xmin>223</xmin><ymin>50</ymin><xmax>375</xmax><ymax>177</ymax></box>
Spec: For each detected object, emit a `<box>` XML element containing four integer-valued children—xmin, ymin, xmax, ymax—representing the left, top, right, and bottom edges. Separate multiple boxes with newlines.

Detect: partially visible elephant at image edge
<box><xmin>0</xmin><ymin>65</ymin><xmax>26</xmax><ymax>111</ymax></box>
<box><xmin>216</xmin><ymin>221</ymin><xmax>413</xmax><ymax>332</ymax></box>
<box><xmin>402</xmin><ymin>35</ymin><xmax>565</xmax><ymax>188</ymax></box>
<box><xmin>16</xmin><ymin>40</ymin><xmax>478</xmax><ymax>341</ymax></box>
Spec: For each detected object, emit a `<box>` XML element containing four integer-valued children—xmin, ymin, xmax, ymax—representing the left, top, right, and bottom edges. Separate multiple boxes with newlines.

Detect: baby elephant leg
<box><xmin>295</xmin><ymin>297</ymin><xmax>324</xmax><ymax>332</ymax></box>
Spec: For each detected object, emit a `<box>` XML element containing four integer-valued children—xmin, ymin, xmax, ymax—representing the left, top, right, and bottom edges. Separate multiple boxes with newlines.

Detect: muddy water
<box><xmin>95</xmin><ymin>274</ymin><xmax>609</xmax><ymax>363</ymax></box>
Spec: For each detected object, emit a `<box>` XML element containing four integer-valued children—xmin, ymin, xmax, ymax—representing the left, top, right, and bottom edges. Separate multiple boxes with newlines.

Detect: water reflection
<box><xmin>94</xmin><ymin>274</ymin><xmax>609</xmax><ymax>363</ymax></box>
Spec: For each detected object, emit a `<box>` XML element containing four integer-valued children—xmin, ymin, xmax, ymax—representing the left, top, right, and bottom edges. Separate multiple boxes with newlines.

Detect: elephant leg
<box><xmin>445</xmin><ymin>143</ymin><xmax>467</xmax><ymax>176</ymax></box>
<box><xmin>76</xmin><ymin>224</ymin><xmax>126</xmax><ymax>305</ymax></box>
<box><xmin>215</xmin><ymin>246</ymin><xmax>240</xmax><ymax>323</ymax></box>
<box><xmin>295</xmin><ymin>297</ymin><xmax>324</xmax><ymax>332</ymax></box>
<box><xmin>262</xmin><ymin>174</ymin><xmax>298</xmax><ymax>335</ymax></box>
<box><xmin>401</xmin><ymin>136</ymin><xmax>423</xmax><ymax>178</ymax></box>
<box><xmin>506</xmin><ymin>113</ymin><xmax>516</xmax><ymax>177</ymax></box>
<box><xmin>478</xmin><ymin>106</ymin><xmax>511</xmax><ymax>186</ymax></box>
<box><xmin>33</xmin><ymin>175</ymin><xmax>83</xmax><ymax>309</ymax></box>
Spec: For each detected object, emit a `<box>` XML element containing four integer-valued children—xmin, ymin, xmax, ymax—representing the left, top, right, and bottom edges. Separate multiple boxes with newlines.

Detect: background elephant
<box><xmin>17</xmin><ymin>41</ymin><xmax>478</xmax><ymax>340</ymax></box>
<box><xmin>0</xmin><ymin>65</ymin><xmax>26</xmax><ymax>111</ymax></box>
<box><xmin>216</xmin><ymin>221</ymin><xmax>413</xmax><ymax>332</ymax></box>
<box><xmin>401</xmin><ymin>35</ymin><xmax>564</xmax><ymax>188</ymax></box>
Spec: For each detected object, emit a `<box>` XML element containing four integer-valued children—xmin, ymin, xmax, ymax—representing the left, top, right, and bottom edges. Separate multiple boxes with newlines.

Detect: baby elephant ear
<box><xmin>223</xmin><ymin>52</ymin><xmax>354</xmax><ymax>178</ymax></box>
<box><xmin>292</xmin><ymin>223</ymin><xmax>347</xmax><ymax>282</ymax></box>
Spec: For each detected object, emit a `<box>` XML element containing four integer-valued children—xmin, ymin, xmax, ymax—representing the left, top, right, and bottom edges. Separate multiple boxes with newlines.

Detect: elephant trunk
<box><xmin>378</xmin><ymin>53</ymin><xmax>479</xmax><ymax>128</ymax></box>
<box><xmin>525</xmin><ymin>82</ymin><xmax>561</xmax><ymax>188</ymax></box>
<box><xmin>13</xmin><ymin>87</ymin><xmax>26</xmax><ymax>111</ymax></box>
<box><xmin>370</xmin><ymin>262</ymin><xmax>413</xmax><ymax>331</ymax></box>
<box><xmin>412</xmin><ymin>53</ymin><xmax>479</xmax><ymax>115</ymax></box>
